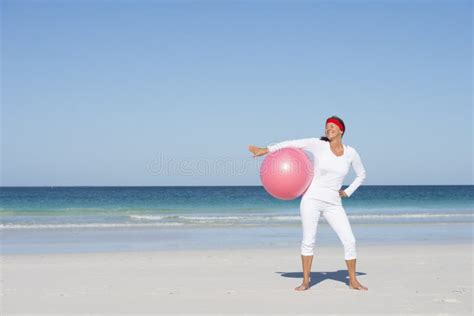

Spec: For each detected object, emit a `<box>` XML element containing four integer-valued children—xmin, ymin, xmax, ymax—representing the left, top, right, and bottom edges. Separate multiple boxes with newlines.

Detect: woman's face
<box><xmin>325</xmin><ymin>122</ymin><xmax>343</xmax><ymax>140</ymax></box>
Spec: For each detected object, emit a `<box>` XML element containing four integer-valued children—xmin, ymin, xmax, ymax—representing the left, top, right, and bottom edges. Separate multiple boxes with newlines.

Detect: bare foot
<box><xmin>294</xmin><ymin>281</ymin><xmax>311</xmax><ymax>291</ymax></box>
<box><xmin>349</xmin><ymin>280</ymin><xmax>368</xmax><ymax>291</ymax></box>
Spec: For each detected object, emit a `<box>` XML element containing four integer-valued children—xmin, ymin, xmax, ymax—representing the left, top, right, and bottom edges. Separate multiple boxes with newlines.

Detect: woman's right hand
<box><xmin>248</xmin><ymin>145</ymin><xmax>269</xmax><ymax>157</ymax></box>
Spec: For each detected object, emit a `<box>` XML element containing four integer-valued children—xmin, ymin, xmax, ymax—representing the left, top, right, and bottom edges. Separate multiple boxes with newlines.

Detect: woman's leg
<box><xmin>295</xmin><ymin>197</ymin><xmax>322</xmax><ymax>291</ymax></box>
<box><xmin>323</xmin><ymin>204</ymin><xmax>368</xmax><ymax>290</ymax></box>
<box><xmin>295</xmin><ymin>255</ymin><xmax>313</xmax><ymax>291</ymax></box>
<box><xmin>345</xmin><ymin>258</ymin><xmax>368</xmax><ymax>290</ymax></box>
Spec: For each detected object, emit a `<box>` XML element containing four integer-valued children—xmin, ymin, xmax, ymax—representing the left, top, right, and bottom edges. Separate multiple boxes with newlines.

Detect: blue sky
<box><xmin>1</xmin><ymin>0</ymin><xmax>472</xmax><ymax>186</ymax></box>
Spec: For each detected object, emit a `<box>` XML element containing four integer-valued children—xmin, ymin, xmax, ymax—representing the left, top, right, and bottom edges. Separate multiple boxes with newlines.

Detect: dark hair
<box><xmin>320</xmin><ymin>115</ymin><xmax>346</xmax><ymax>142</ymax></box>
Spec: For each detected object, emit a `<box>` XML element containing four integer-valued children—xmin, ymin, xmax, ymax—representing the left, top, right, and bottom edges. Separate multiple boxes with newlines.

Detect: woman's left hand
<box><xmin>339</xmin><ymin>190</ymin><xmax>348</xmax><ymax>198</ymax></box>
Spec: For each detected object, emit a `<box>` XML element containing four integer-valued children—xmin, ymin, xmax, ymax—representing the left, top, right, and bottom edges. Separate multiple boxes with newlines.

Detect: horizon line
<box><xmin>1</xmin><ymin>184</ymin><xmax>472</xmax><ymax>188</ymax></box>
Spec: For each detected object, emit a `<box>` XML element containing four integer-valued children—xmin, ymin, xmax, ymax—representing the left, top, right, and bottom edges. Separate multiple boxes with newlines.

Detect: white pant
<box><xmin>299</xmin><ymin>196</ymin><xmax>357</xmax><ymax>260</ymax></box>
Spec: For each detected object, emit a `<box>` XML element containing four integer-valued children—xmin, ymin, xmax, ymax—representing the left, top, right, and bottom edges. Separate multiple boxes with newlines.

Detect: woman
<box><xmin>248</xmin><ymin>115</ymin><xmax>368</xmax><ymax>291</ymax></box>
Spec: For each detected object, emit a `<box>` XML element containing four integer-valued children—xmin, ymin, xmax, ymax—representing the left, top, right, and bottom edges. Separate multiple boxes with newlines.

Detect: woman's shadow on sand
<box><xmin>277</xmin><ymin>270</ymin><xmax>367</xmax><ymax>288</ymax></box>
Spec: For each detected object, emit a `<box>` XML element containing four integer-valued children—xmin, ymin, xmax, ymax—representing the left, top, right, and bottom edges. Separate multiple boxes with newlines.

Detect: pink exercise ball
<box><xmin>260</xmin><ymin>147</ymin><xmax>314</xmax><ymax>200</ymax></box>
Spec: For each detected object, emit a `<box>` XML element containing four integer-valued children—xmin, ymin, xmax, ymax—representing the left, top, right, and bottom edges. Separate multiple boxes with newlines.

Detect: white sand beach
<box><xmin>1</xmin><ymin>243</ymin><xmax>472</xmax><ymax>315</ymax></box>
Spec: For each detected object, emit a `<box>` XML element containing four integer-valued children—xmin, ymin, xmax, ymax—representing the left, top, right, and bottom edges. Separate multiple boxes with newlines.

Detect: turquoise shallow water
<box><xmin>0</xmin><ymin>185</ymin><xmax>472</xmax><ymax>228</ymax></box>
<box><xmin>0</xmin><ymin>186</ymin><xmax>472</xmax><ymax>254</ymax></box>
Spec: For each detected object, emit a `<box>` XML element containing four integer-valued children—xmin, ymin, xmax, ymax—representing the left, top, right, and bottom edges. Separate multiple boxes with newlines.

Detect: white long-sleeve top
<box><xmin>267</xmin><ymin>137</ymin><xmax>366</xmax><ymax>205</ymax></box>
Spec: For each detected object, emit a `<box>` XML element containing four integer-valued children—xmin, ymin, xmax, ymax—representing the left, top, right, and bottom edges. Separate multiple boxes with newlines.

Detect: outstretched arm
<box><xmin>249</xmin><ymin>138</ymin><xmax>318</xmax><ymax>157</ymax></box>
<box><xmin>267</xmin><ymin>138</ymin><xmax>316</xmax><ymax>153</ymax></box>
<box><xmin>248</xmin><ymin>145</ymin><xmax>269</xmax><ymax>157</ymax></box>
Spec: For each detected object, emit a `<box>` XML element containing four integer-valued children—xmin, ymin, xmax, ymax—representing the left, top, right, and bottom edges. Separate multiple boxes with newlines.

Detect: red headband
<box><xmin>326</xmin><ymin>118</ymin><xmax>345</xmax><ymax>133</ymax></box>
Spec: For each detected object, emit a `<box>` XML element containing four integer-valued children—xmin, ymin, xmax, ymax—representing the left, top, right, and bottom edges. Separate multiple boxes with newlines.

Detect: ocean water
<box><xmin>1</xmin><ymin>186</ymin><xmax>472</xmax><ymax>254</ymax></box>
